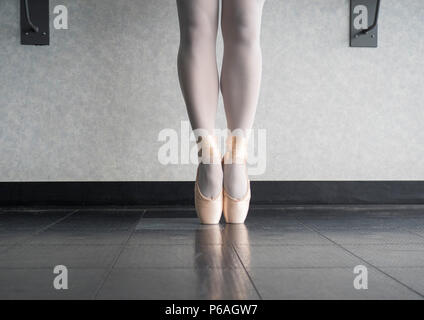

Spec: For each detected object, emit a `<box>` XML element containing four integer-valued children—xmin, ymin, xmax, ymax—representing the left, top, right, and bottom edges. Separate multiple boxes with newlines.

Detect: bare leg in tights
<box><xmin>221</xmin><ymin>0</ymin><xmax>265</xmax><ymax>199</ymax></box>
<box><xmin>176</xmin><ymin>0</ymin><xmax>265</xmax><ymax>199</ymax></box>
<box><xmin>177</xmin><ymin>0</ymin><xmax>222</xmax><ymax>198</ymax></box>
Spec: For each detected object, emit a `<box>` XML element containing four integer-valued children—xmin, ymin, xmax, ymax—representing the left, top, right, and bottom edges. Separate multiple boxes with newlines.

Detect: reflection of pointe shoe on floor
<box><xmin>195</xmin><ymin>224</ymin><xmax>222</xmax><ymax>245</ymax></box>
<box><xmin>195</xmin><ymin>135</ymin><xmax>223</xmax><ymax>225</ymax></box>
<box><xmin>223</xmin><ymin>223</ymin><xmax>249</xmax><ymax>245</ymax></box>
<box><xmin>223</xmin><ymin>135</ymin><xmax>251</xmax><ymax>224</ymax></box>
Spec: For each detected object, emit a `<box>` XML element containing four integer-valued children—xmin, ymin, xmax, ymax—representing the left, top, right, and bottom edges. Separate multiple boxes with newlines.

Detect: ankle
<box><xmin>197</xmin><ymin>135</ymin><xmax>221</xmax><ymax>165</ymax></box>
<box><xmin>196</xmin><ymin>135</ymin><xmax>223</xmax><ymax>199</ymax></box>
<box><xmin>223</xmin><ymin>135</ymin><xmax>248</xmax><ymax>165</ymax></box>
<box><xmin>223</xmin><ymin>135</ymin><xmax>249</xmax><ymax>199</ymax></box>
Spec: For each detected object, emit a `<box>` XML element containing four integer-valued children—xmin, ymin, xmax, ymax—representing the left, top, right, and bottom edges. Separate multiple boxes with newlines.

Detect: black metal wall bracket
<box><xmin>350</xmin><ymin>0</ymin><xmax>380</xmax><ymax>47</ymax></box>
<box><xmin>20</xmin><ymin>0</ymin><xmax>49</xmax><ymax>45</ymax></box>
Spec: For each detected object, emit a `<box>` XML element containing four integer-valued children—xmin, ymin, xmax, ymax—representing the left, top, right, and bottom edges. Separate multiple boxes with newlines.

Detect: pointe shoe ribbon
<box><xmin>223</xmin><ymin>135</ymin><xmax>248</xmax><ymax>165</ymax></box>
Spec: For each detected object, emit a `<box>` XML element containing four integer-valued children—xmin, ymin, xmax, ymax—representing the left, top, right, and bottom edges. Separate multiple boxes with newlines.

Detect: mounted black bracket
<box><xmin>350</xmin><ymin>0</ymin><xmax>380</xmax><ymax>47</ymax></box>
<box><xmin>20</xmin><ymin>0</ymin><xmax>49</xmax><ymax>45</ymax></box>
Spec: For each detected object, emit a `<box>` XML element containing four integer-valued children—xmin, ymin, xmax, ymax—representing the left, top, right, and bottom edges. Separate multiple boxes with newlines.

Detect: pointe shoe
<box><xmin>194</xmin><ymin>135</ymin><xmax>223</xmax><ymax>225</ymax></box>
<box><xmin>223</xmin><ymin>135</ymin><xmax>251</xmax><ymax>224</ymax></box>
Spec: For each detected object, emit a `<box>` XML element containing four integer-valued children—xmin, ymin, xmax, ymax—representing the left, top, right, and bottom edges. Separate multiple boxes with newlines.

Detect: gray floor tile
<box><xmin>0</xmin><ymin>230</ymin><xmax>33</xmax><ymax>245</ymax></box>
<box><xmin>135</xmin><ymin>218</ymin><xmax>217</xmax><ymax>231</ymax></box>
<box><xmin>0</xmin><ymin>245</ymin><xmax>121</xmax><ymax>268</ymax></box>
<box><xmin>1</xmin><ymin>206</ymin><xmax>424</xmax><ymax>299</ymax></box>
<box><xmin>115</xmin><ymin>244</ymin><xmax>242</xmax><ymax>269</ymax></box>
<box><xmin>53</xmin><ymin>210</ymin><xmax>142</xmax><ymax>230</ymax></box>
<box><xmin>381</xmin><ymin>267</ymin><xmax>424</xmax><ymax>296</ymax></box>
<box><xmin>142</xmin><ymin>210</ymin><xmax>197</xmax><ymax>219</ymax></box>
<box><xmin>0</xmin><ymin>211</ymin><xmax>71</xmax><ymax>230</ymax></box>
<box><xmin>0</xmin><ymin>246</ymin><xmax>10</xmax><ymax>254</ymax></box>
<box><xmin>129</xmin><ymin>224</ymin><xmax>223</xmax><ymax>245</ymax></box>
<box><xmin>320</xmin><ymin>229</ymin><xmax>424</xmax><ymax>245</ymax></box>
<box><xmin>299</xmin><ymin>215</ymin><xmax>424</xmax><ymax>231</ymax></box>
<box><xmin>290</xmin><ymin>205</ymin><xmax>424</xmax><ymax>218</ymax></box>
<box><xmin>97</xmin><ymin>268</ymin><xmax>258</xmax><ymax>300</ymax></box>
<box><xmin>222</xmin><ymin>224</ymin><xmax>331</xmax><ymax>245</ymax></box>
<box><xmin>247</xmin><ymin>267</ymin><xmax>421</xmax><ymax>300</ymax></box>
<box><xmin>235</xmin><ymin>244</ymin><xmax>361</xmax><ymax>268</ymax></box>
<box><xmin>245</xmin><ymin>212</ymin><xmax>302</xmax><ymax>228</ymax></box>
<box><xmin>0</xmin><ymin>268</ymin><xmax>106</xmax><ymax>300</ymax></box>
<box><xmin>26</xmin><ymin>229</ymin><xmax>131</xmax><ymax>245</ymax></box>
<box><xmin>345</xmin><ymin>244</ymin><xmax>424</xmax><ymax>267</ymax></box>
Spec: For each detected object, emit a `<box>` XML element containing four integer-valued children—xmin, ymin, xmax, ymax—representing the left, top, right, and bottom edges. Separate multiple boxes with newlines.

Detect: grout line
<box><xmin>296</xmin><ymin>219</ymin><xmax>424</xmax><ymax>299</ymax></box>
<box><xmin>92</xmin><ymin>209</ymin><xmax>146</xmax><ymax>299</ymax></box>
<box><xmin>32</xmin><ymin>209</ymin><xmax>80</xmax><ymax>234</ymax></box>
<box><xmin>0</xmin><ymin>209</ymin><xmax>79</xmax><ymax>254</ymax></box>
<box><xmin>230</xmin><ymin>242</ymin><xmax>263</xmax><ymax>300</ymax></box>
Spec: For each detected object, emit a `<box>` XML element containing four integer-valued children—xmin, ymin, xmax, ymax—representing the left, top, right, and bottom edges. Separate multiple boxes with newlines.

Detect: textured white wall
<box><xmin>0</xmin><ymin>0</ymin><xmax>423</xmax><ymax>181</ymax></box>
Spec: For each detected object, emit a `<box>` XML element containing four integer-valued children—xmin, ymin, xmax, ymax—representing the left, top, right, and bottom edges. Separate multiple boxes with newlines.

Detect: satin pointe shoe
<box><xmin>222</xmin><ymin>135</ymin><xmax>251</xmax><ymax>224</ymax></box>
<box><xmin>194</xmin><ymin>135</ymin><xmax>223</xmax><ymax>225</ymax></box>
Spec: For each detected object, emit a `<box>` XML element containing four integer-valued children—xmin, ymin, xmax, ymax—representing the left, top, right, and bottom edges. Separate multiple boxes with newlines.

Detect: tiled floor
<box><xmin>0</xmin><ymin>206</ymin><xmax>424</xmax><ymax>299</ymax></box>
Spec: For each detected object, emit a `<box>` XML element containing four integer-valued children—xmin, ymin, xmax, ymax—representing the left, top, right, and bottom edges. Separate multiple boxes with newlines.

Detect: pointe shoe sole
<box><xmin>223</xmin><ymin>182</ymin><xmax>251</xmax><ymax>224</ymax></box>
<box><xmin>194</xmin><ymin>182</ymin><xmax>222</xmax><ymax>225</ymax></box>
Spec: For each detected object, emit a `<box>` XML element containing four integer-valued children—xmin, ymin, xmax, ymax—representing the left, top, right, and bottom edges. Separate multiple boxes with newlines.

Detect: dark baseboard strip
<box><xmin>0</xmin><ymin>181</ymin><xmax>424</xmax><ymax>207</ymax></box>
